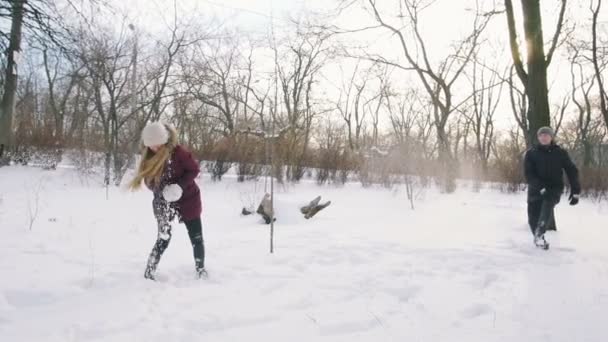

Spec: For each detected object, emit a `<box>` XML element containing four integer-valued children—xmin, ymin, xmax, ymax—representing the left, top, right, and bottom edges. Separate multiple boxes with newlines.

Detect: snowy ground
<box><xmin>1</xmin><ymin>165</ymin><xmax>607</xmax><ymax>342</ymax></box>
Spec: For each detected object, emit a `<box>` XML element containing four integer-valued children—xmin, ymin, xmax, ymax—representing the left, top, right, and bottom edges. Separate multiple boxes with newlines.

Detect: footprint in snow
<box><xmin>384</xmin><ymin>285</ymin><xmax>422</xmax><ymax>302</ymax></box>
<box><xmin>471</xmin><ymin>272</ymin><xmax>499</xmax><ymax>290</ymax></box>
<box><xmin>461</xmin><ymin>303</ymin><xmax>493</xmax><ymax>318</ymax></box>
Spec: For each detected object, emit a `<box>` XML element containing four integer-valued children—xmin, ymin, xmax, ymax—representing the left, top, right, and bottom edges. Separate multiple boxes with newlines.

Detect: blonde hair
<box><xmin>129</xmin><ymin>124</ymin><xmax>178</xmax><ymax>190</ymax></box>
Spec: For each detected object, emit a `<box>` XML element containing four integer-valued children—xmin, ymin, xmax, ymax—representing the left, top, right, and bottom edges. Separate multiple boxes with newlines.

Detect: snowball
<box><xmin>162</xmin><ymin>184</ymin><xmax>183</xmax><ymax>202</ymax></box>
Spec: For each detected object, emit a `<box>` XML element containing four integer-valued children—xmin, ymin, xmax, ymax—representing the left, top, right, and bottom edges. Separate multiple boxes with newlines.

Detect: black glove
<box><xmin>569</xmin><ymin>193</ymin><xmax>580</xmax><ymax>206</ymax></box>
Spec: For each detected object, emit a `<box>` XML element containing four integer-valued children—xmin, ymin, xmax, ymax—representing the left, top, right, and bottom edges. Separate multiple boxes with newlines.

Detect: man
<box><xmin>524</xmin><ymin>126</ymin><xmax>581</xmax><ymax>249</ymax></box>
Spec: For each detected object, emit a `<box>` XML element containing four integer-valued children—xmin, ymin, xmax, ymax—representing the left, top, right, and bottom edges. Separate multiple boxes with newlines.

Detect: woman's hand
<box><xmin>162</xmin><ymin>184</ymin><xmax>183</xmax><ymax>202</ymax></box>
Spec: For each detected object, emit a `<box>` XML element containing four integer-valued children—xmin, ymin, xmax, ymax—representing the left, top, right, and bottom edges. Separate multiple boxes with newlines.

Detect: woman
<box><xmin>130</xmin><ymin>122</ymin><xmax>206</xmax><ymax>280</ymax></box>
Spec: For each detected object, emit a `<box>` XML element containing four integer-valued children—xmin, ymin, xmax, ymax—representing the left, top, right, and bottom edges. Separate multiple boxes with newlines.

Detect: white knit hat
<box><xmin>142</xmin><ymin>122</ymin><xmax>169</xmax><ymax>147</ymax></box>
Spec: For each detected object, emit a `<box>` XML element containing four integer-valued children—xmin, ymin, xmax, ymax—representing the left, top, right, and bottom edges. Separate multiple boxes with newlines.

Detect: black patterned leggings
<box><xmin>145</xmin><ymin>199</ymin><xmax>205</xmax><ymax>275</ymax></box>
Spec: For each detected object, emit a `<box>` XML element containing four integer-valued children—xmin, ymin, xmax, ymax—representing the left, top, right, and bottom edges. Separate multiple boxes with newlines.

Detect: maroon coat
<box><xmin>148</xmin><ymin>145</ymin><xmax>202</xmax><ymax>221</ymax></box>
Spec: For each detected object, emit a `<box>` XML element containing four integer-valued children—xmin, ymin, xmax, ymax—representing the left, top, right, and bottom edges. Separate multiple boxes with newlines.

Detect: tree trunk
<box><xmin>521</xmin><ymin>0</ymin><xmax>551</xmax><ymax>144</ymax></box>
<box><xmin>591</xmin><ymin>0</ymin><xmax>608</xmax><ymax>129</ymax></box>
<box><xmin>436</xmin><ymin>114</ymin><xmax>456</xmax><ymax>192</ymax></box>
<box><xmin>0</xmin><ymin>0</ymin><xmax>26</xmax><ymax>160</ymax></box>
<box><xmin>506</xmin><ymin>0</ymin><xmax>562</xmax><ymax>146</ymax></box>
<box><xmin>583</xmin><ymin>140</ymin><xmax>593</xmax><ymax>167</ymax></box>
<box><xmin>102</xmin><ymin>121</ymin><xmax>111</xmax><ymax>189</ymax></box>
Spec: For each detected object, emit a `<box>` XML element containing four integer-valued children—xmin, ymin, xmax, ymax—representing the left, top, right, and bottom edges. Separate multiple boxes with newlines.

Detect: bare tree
<box><xmin>464</xmin><ymin>58</ymin><xmax>503</xmax><ymax>177</ymax></box>
<box><xmin>41</xmin><ymin>47</ymin><xmax>81</xmax><ymax>146</ymax></box>
<box><xmin>386</xmin><ymin>89</ymin><xmax>419</xmax><ymax>146</ymax></box>
<box><xmin>275</xmin><ymin>23</ymin><xmax>332</xmax><ymax>181</ymax></box>
<box><xmin>118</xmin><ymin>19</ymin><xmax>199</xmax><ymax>181</ymax></box>
<box><xmin>335</xmin><ymin>62</ymin><xmax>389</xmax><ymax>151</ymax></box>
<box><xmin>0</xmin><ymin>0</ymin><xmax>25</xmax><ymax>161</ymax></box>
<box><xmin>551</xmin><ymin>95</ymin><xmax>569</xmax><ymax>138</ymax></box>
<box><xmin>70</xmin><ymin>11</ymin><xmax>195</xmax><ymax>187</ymax></box>
<box><xmin>450</xmin><ymin>111</ymin><xmax>472</xmax><ymax>164</ymax></box>
<box><xmin>504</xmin><ymin>0</ymin><xmax>568</xmax><ymax>145</ymax></box>
<box><xmin>507</xmin><ymin>65</ymin><xmax>528</xmax><ymax>139</ymax></box>
<box><xmin>182</xmin><ymin>34</ymin><xmax>243</xmax><ymax>137</ymax></box>
<box><xmin>0</xmin><ymin>0</ymin><xmax>101</xmax><ymax>161</ymax></box>
<box><xmin>77</xmin><ymin>25</ymin><xmax>137</xmax><ymax>189</ymax></box>
<box><xmin>357</xmin><ymin>0</ymin><xmax>493</xmax><ymax>192</ymax></box>
<box><xmin>570</xmin><ymin>49</ymin><xmax>596</xmax><ymax>167</ymax></box>
<box><xmin>336</xmin><ymin>62</ymin><xmax>368</xmax><ymax>151</ymax></box>
<box><xmin>415</xmin><ymin>100</ymin><xmax>438</xmax><ymax>161</ymax></box>
<box><xmin>368</xmin><ymin>65</ymin><xmax>391</xmax><ymax>147</ymax></box>
<box><xmin>590</xmin><ymin>0</ymin><xmax>608</xmax><ymax>128</ymax></box>
<box><xmin>469</xmin><ymin>63</ymin><xmax>504</xmax><ymax>177</ymax></box>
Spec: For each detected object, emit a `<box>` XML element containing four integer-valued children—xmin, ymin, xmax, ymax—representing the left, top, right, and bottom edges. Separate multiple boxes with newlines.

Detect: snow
<box><xmin>1</xmin><ymin>165</ymin><xmax>607</xmax><ymax>342</ymax></box>
<box><xmin>162</xmin><ymin>183</ymin><xmax>183</xmax><ymax>202</ymax></box>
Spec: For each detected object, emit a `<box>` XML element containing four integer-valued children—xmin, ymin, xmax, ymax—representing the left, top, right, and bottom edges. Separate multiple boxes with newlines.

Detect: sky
<box><xmin>95</xmin><ymin>0</ymin><xmax>606</xmax><ymax>133</ymax></box>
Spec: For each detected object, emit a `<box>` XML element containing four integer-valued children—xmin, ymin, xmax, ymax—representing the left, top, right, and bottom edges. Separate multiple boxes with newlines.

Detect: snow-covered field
<box><xmin>1</xmin><ymin>165</ymin><xmax>607</xmax><ymax>342</ymax></box>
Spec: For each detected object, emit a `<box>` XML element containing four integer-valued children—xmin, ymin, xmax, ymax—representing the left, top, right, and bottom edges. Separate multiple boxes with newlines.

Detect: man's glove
<box><xmin>569</xmin><ymin>193</ymin><xmax>580</xmax><ymax>206</ymax></box>
<box><xmin>540</xmin><ymin>188</ymin><xmax>547</xmax><ymax>196</ymax></box>
<box><xmin>162</xmin><ymin>184</ymin><xmax>183</xmax><ymax>202</ymax></box>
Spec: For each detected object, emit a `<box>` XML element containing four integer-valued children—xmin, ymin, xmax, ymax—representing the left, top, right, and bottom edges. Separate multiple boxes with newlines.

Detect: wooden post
<box><xmin>269</xmin><ymin>112</ymin><xmax>275</xmax><ymax>254</ymax></box>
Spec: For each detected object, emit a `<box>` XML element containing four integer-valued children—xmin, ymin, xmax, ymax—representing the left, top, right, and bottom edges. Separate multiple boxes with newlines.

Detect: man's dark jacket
<box><xmin>524</xmin><ymin>143</ymin><xmax>581</xmax><ymax>202</ymax></box>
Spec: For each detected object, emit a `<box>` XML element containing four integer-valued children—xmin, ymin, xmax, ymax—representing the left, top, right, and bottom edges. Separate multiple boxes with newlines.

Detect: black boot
<box><xmin>534</xmin><ymin>234</ymin><xmax>549</xmax><ymax>250</ymax></box>
<box><xmin>534</xmin><ymin>226</ymin><xmax>550</xmax><ymax>250</ymax></box>
<box><xmin>195</xmin><ymin>253</ymin><xmax>207</xmax><ymax>279</ymax></box>
<box><xmin>144</xmin><ymin>230</ymin><xmax>172</xmax><ymax>281</ymax></box>
<box><xmin>144</xmin><ymin>266</ymin><xmax>156</xmax><ymax>281</ymax></box>
<box><xmin>185</xmin><ymin>218</ymin><xmax>206</xmax><ymax>279</ymax></box>
<box><xmin>197</xmin><ymin>267</ymin><xmax>208</xmax><ymax>279</ymax></box>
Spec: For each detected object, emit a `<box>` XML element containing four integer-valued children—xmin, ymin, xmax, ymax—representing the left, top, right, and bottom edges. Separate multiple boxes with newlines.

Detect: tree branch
<box><xmin>504</xmin><ymin>0</ymin><xmax>528</xmax><ymax>85</ymax></box>
<box><xmin>545</xmin><ymin>0</ymin><xmax>567</xmax><ymax>66</ymax></box>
